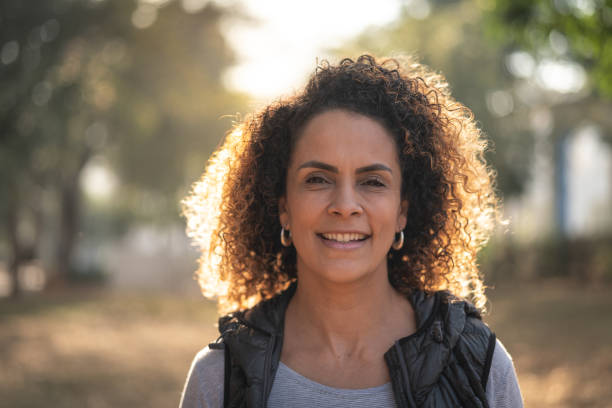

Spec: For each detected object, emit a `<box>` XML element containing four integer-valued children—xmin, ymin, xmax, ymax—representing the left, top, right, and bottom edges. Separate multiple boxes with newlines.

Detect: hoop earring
<box><xmin>280</xmin><ymin>226</ymin><xmax>292</xmax><ymax>247</ymax></box>
<box><xmin>392</xmin><ymin>231</ymin><xmax>404</xmax><ymax>250</ymax></box>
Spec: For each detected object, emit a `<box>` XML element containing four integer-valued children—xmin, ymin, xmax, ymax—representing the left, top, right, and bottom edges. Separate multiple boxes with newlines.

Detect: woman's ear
<box><xmin>279</xmin><ymin>196</ymin><xmax>289</xmax><ymax>228</ymax></box>
<box><xmin>397</xmin><ymin>199</ymin><xmax>409</xmax><ymax>231</ymax></box>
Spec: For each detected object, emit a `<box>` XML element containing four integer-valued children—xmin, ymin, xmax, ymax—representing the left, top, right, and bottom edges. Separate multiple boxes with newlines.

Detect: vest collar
<box><xmin>221</xmin><ymin>282</ymin><xmax>473</xmax><ymax>348</ymax></box>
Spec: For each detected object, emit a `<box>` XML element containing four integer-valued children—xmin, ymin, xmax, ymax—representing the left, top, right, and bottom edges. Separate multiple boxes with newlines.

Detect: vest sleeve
<box><xmin>179</xmin><ymin>346</ymin><xmax>225</xmax><ymax>408</ymax></box>
<box><xmin>485</xmin><ymin>339</ymin><xmax>524</xmax><ymax>408</ymax></box>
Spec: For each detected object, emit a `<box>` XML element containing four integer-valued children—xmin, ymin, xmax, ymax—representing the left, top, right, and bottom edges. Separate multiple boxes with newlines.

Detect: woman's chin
<box><xmin>300</xmin><ymin>262</ymin><xmax>386</xmax><ymax>287</ymax></box>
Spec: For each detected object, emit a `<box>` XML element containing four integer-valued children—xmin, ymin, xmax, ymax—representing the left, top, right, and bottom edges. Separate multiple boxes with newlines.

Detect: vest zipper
<box><xmin>262</xmin><ymin>333</ymin><xmax>277</xmax><ymax>407</ymax></box>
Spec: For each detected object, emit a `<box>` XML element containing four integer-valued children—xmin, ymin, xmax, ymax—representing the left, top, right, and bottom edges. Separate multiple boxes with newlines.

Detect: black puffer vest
<box><xmin>211</xmin><ymin>284</ymin><xmax>496</xmax><ymax>408</ymax></box>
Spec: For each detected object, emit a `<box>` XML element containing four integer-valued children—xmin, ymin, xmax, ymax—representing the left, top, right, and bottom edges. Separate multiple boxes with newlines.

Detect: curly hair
<box><xmin>182</xmin><ymin>55</ymin><xmax>498</xmax><ymax>313</ymax></box>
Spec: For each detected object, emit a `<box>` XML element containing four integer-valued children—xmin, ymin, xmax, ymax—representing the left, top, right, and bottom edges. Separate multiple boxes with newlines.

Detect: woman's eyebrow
<box><xmin>356</xmin><ymin>164</ymin><xmax>392</xmax><ymax>174</ymax></box>
<box><xmin>296</xmin><ymin>161</ymin><xmax>392</xmax><ymax>174</ymax></box>
<box><xmin>297</xmin><ymin>161</ymin><xmax>338</xmax><ymax>172</ymax></box>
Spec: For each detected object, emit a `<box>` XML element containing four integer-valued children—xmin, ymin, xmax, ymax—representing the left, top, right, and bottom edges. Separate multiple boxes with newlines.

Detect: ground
<box><xmin>486</xmin><ymin>281</ymin><xmax>612</xmax><ymax>408</ymax></box>
<box><xmin>1</xmin><ymin>280</ymin><xmax>611</xmax><ymax>407</ymax></box>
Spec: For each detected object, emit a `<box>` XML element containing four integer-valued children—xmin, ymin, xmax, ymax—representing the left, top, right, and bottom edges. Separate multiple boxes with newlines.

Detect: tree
<box><xmin>484</xmin><ymin>0</ymin><xmax>612</xmax><ymax>235</ymax></box>
<box><xmin>485</xmin><ymin>0</ymin><xmax>612</xmax><ymax>99</ymax></box>
<box><xmin>0</xmin><ymin>0</ymin><xmax>245</xmax><ymax>295</ymax></box>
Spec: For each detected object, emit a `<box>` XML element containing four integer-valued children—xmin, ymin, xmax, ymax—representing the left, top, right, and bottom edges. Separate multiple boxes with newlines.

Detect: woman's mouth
<box><xmin>317</xmin><ymin>232</ymin><xmax>370</xmax><ymax>250</ymax></box>
<box><xmin>319</xmin><ymin>232</ymin><xmax>369</xmax><ymax>242</ymax></box>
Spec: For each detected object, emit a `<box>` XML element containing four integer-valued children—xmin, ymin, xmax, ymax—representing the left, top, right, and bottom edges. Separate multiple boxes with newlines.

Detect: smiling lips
<box><xmin>319</xmin><ymin>232</ymin><xmax>369</xmax><ymax>242</ymax></box>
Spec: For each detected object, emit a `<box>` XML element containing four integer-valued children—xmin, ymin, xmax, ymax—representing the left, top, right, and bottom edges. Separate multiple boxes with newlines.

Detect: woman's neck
<box><xmin>285</xmin><ymin>270</ymin><xmax>415</xmax><ymax>360</ymax></box>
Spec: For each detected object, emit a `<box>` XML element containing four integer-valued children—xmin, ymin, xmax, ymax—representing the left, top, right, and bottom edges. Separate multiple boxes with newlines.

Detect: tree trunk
<box><xmin>51</xmin><ymin>149</ymin><xmax>91</xmax><ymax>286</ymax></box>
<box><xmin>52</xmin><ymin>182</ymin><xmax>80</xmax><ymax>286</ymax></box>
<box><xmin>6</xmin><ymin>191</ymin><xmax>22</xmax><ymax>298</ymax></box>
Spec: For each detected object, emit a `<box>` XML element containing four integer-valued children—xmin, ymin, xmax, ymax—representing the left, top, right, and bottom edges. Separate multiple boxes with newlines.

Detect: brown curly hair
<box><xmin>182</xmin><ymin>55</ymin><xmax>498</xmax><ymax>313</ymax></box>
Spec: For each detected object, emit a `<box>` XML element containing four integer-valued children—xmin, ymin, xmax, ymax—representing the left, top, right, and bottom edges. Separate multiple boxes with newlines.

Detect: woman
<box><xmin>180</xmin><ymin>55</ymin><xmax>522</xmax><ymax>407</ymax></box>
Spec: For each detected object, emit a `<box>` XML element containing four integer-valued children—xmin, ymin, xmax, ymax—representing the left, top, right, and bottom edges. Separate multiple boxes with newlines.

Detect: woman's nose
<box><xmin>328</xmin><ymin>183</ymin><xmax>363</xmax><ymax>217</ymax></box>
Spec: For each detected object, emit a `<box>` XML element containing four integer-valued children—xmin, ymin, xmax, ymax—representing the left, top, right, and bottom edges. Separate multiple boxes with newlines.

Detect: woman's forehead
<box><xmin>290</xmin><ymin>109</ymin><xmax>400</xmax><ymax>167</ymax></box>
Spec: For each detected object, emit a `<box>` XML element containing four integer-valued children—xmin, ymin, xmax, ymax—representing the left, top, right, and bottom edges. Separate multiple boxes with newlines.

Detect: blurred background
<box><xmin>1</xmin><ymin>0</ymin><xmax>611</xmax><ymax>406</ymax></box>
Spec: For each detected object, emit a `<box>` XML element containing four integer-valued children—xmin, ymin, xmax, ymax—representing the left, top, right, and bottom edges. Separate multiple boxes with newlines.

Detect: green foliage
<box><xmin>0</xmin><ymin>0</ymin><xmax>244</xmax><ymax>216</ymax></box>
<box><xmin>0</xmin><ymin>0</ymin><xmax>246</xmax><ymax>280</ymax></box>
<box><xmin>484</xmin><ymin>0</ymin><xmax>612</xmax><ymax>98</ymax></box>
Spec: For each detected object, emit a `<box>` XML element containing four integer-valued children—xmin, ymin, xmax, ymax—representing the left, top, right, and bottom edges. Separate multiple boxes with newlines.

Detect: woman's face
<box><xmin>279</xmin><ymin>109</ymin><xmax>408</xmax><ymax>286</ymax></box>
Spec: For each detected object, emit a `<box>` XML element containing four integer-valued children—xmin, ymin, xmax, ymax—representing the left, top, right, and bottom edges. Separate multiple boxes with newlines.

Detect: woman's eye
<box><xmin>362</xmin><ymin>178</ymin><xmax>386</xmax><ymax>187</ymax></box>
<box><xmin>305</xmin><ymin>175</ymin><xmax>329</xmax><ymax>184</ymax></box>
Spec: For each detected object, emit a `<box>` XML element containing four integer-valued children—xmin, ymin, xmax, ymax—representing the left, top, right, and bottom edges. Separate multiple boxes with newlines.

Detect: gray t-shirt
<box><xmin>179</xmin><ymin>339</ymin><xmax>523</xmax><ymax>407</ymax></box>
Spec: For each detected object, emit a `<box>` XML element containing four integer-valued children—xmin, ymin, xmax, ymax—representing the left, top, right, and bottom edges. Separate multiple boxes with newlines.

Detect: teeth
<box><xmin>321</xmin><ymin>233</ymin><xmax>367</xmax><ymax>242</ymax></box>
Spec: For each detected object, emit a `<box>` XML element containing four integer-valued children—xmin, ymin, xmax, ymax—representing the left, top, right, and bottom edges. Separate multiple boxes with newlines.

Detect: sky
<box><xmin>218</xmin><ymin>0</ymin><xmax>403</xmax><ymax>101</ymax></box>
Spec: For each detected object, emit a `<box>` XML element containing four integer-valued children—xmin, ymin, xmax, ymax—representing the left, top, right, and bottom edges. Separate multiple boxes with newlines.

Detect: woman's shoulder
<box><xmin>487</xmin><ymin>339</ymin><xmax>524</xmax><ymax>407</ymax></box>
<box><xmin>179</xmin><ymin>346</ymin><xmax>225</xmax><ymax>408</ymax></box>
<box><xmin>192</xmin><ymin>345</ymin><xmax>225</xmax><ymax>372</ymax></box>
